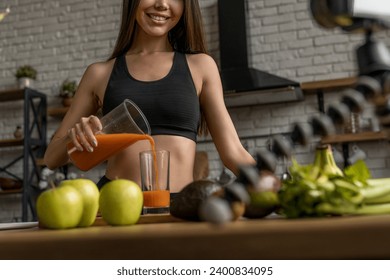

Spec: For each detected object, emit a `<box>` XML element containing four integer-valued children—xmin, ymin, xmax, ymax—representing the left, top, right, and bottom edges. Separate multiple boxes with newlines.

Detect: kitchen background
<box><xmin>0</xmin><ymin>0</ymin><xmax>389</xmax><ymax>222</ymax></box>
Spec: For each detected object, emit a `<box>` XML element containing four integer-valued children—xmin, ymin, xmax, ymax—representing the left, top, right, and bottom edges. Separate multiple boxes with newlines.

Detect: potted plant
<box><xmin>15</xmin><ymin>65</ymin><xmax>37</xmax><ymax>88</ymax></box>
<box><xmin>59</xmin><ymin>79</ymin><xmax>77</xmax><ymax>107</ymax></box>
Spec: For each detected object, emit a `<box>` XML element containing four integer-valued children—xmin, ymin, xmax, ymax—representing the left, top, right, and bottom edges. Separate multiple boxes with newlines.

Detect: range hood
<box><xmin>218</xmin><ymin>0</ymin><xmax>304</xmax><ymax>107</ymax></box>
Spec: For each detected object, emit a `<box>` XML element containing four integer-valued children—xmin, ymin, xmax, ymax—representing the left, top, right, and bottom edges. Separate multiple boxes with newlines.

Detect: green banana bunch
<box><xmin>312</xmin><ymin>144</ymin><xmax>343</xmax><ymax>178</ymax></box>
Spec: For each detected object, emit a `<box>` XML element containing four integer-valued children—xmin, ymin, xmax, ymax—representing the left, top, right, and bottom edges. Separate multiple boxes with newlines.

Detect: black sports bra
<box><xmin>102</xmin><ymin>52</ymin><xmax>200</xmax><ymax>142</ymax></box>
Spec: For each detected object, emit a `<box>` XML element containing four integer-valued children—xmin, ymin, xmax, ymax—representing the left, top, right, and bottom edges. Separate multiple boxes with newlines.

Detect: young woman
<box><xmin>44</xmin><ymin>0</ymin><xmax>255</xmax><ymax>193</ymax></box>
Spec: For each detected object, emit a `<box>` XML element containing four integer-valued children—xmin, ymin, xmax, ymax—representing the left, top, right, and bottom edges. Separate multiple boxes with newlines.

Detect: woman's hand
<box><xmin>67</xmin><ymin>115</ymin><xmax>103</xmax><ymax>152</ymax></box>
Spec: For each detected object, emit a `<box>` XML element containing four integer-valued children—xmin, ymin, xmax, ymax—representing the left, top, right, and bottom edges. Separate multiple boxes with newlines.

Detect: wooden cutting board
<box><xmin>92</xmin><ymin>214</ymin><xmax>184</xmax><ymax>226</ymax></box>
<box><xmin>36</xmin><ymin>214</ymin><xmax>185</xmax><ymax>229</ymax></box>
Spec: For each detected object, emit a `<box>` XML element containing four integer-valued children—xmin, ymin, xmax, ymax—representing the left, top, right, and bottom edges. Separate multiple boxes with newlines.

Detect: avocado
<box><xmin>170</xmin><ymin>179</ymin><xmax>223</xmax><ymax>221</ymax></box>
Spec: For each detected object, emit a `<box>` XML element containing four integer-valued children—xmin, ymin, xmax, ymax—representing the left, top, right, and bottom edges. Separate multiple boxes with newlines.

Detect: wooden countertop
<box><xmin>1</xmin><ymin>214</ymin><xmax>390</xmax><ymax>260</ymax></box>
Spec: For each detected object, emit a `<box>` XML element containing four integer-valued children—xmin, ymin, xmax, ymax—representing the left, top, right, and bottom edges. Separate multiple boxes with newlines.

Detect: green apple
<box><xmin>99</xmin><ymin>179</ymin><xmax>143</xmax><ymax>226</ymax></box>
<box><xmin>36</xmin><ymin>185</ymin><xmax>83</xmax><ymax>229</ymax></box>
<box><xmin>59</xmin><ymin>179</ymin><xmax>99</xmax><ymax>227</ymax></box>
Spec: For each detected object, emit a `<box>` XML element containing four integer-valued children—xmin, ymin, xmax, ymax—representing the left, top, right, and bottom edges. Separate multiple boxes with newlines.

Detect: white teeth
<box><xmin>149</xmin><ymin>14</ymin><xmax>167</xmax><ymax>21</ymax></box>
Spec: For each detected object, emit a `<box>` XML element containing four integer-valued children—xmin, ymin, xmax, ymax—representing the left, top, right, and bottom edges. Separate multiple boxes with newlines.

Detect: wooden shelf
<box><xmin>48</xmin><ymin>106</ymin><xmax>68</xmax><ymax>117</ymax></box>
<box><xmin>0</xmin><ymin>138</ymin><xmax>23</xmax><ymax>148</ymax></box>
<box><xmin>0</xmin><ymin>189</ymin><xmax>22</xmax><ymax>195</ymax></box>
<box><xmin>0</xmin><ymin>88</ymin><xmax>25</xmax><ymax>102</ymax></box>
<box><xmin>301</xmin><ymin>77</ymin><xmax>357</xmax><ymax>94</ymax></box>
<box><xmin>321</xmin><ymin>131</ymin><xmax>388</xmax><ymax>144</ymax></box>
<box><xmin>1</xmin><ymin>88</ymin><xmax>69</xmax><ymax>118</ymax></box>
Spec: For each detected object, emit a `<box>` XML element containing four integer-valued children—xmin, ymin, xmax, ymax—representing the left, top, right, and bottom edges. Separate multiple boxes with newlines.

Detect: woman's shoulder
<box><xmin>84</xmin><ymin>58</ymin><xmax>116</xmax><ymax>79</ymax></box>
<box><xmin>185</xmin><ymin>53</ymin><xmax>218</xmax><ymax>76</ymax></box>
<box><xmin>185</xmin><ymin>52</ymin><xmax>216</xmax><ymax>65</ymax></box>
<box><xmin>79</xmin><ymin>58</ymin><xmax>117</xmax><ymax>99</ymax></box>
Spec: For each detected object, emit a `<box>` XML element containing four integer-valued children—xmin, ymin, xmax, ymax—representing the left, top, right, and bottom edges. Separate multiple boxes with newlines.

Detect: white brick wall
<box><xmin>0</xmin><ymin>0</ymin><xmax>389</xmax><ymax>221</ymax></box>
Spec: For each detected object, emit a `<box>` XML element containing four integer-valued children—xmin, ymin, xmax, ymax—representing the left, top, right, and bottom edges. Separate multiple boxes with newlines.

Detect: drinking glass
<box><xmin>139</xmin><ymin>150</ymin><xmax>170</xmax><ymax>215</ymax></box>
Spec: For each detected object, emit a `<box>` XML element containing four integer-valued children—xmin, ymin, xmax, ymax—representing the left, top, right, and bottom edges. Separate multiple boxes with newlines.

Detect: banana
<box><xmin>312</xmin><ymin>144</ymin><xmax>343</xmax><ymax>178</ymax></box>
<box><xmin>325</xmin><ymin>145</ymin><xmax>344</xmax><ymax>176</ymax></box>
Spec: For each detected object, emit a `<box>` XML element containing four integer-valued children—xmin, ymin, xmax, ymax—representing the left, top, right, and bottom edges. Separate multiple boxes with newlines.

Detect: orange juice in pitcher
<box><xmin>67</xmin><ymin>99</ymin><xmax>151</xmax><ymax>171</ymax></box>
<box><xmin>67</xmin><ymin>133</ymin><xmax>154</xmax><ymax>171</ymax></box>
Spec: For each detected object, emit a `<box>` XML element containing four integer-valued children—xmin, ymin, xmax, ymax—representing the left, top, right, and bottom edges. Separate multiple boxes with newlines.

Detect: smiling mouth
<box><xmin>148</xmin><ymin>14</ymin><xmax>169</xmax><ymax>22</ymax></box>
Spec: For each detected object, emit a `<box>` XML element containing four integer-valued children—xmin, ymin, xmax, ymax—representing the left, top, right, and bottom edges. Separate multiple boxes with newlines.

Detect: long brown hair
<box><xmin>109</xmin><ymin>0</ymin><xmax>209</xmax><ymax>136</ymax></box>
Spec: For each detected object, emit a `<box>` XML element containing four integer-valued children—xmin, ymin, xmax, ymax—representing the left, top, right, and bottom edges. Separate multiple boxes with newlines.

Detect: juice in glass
<box><xmin>140</xmin><ymin>149</ymin><xmax>170</xmax><ymax>214</ymax></box>
<box><xmin>143</xmin><ymin>190</ymin><xmax>170</xmax><ymax>208</ymax></box>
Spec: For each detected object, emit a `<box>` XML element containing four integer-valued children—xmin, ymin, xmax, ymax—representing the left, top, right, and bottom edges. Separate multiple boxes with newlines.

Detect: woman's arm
<box><xmin>43</xmin><ymin>62</ymin><xmax>109</xmax><ymax>170</ymax></box>
<box><xmin>191</xmin><ymin>54</ymin><xmax>256</xmax><ymax>175</ymax></box>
